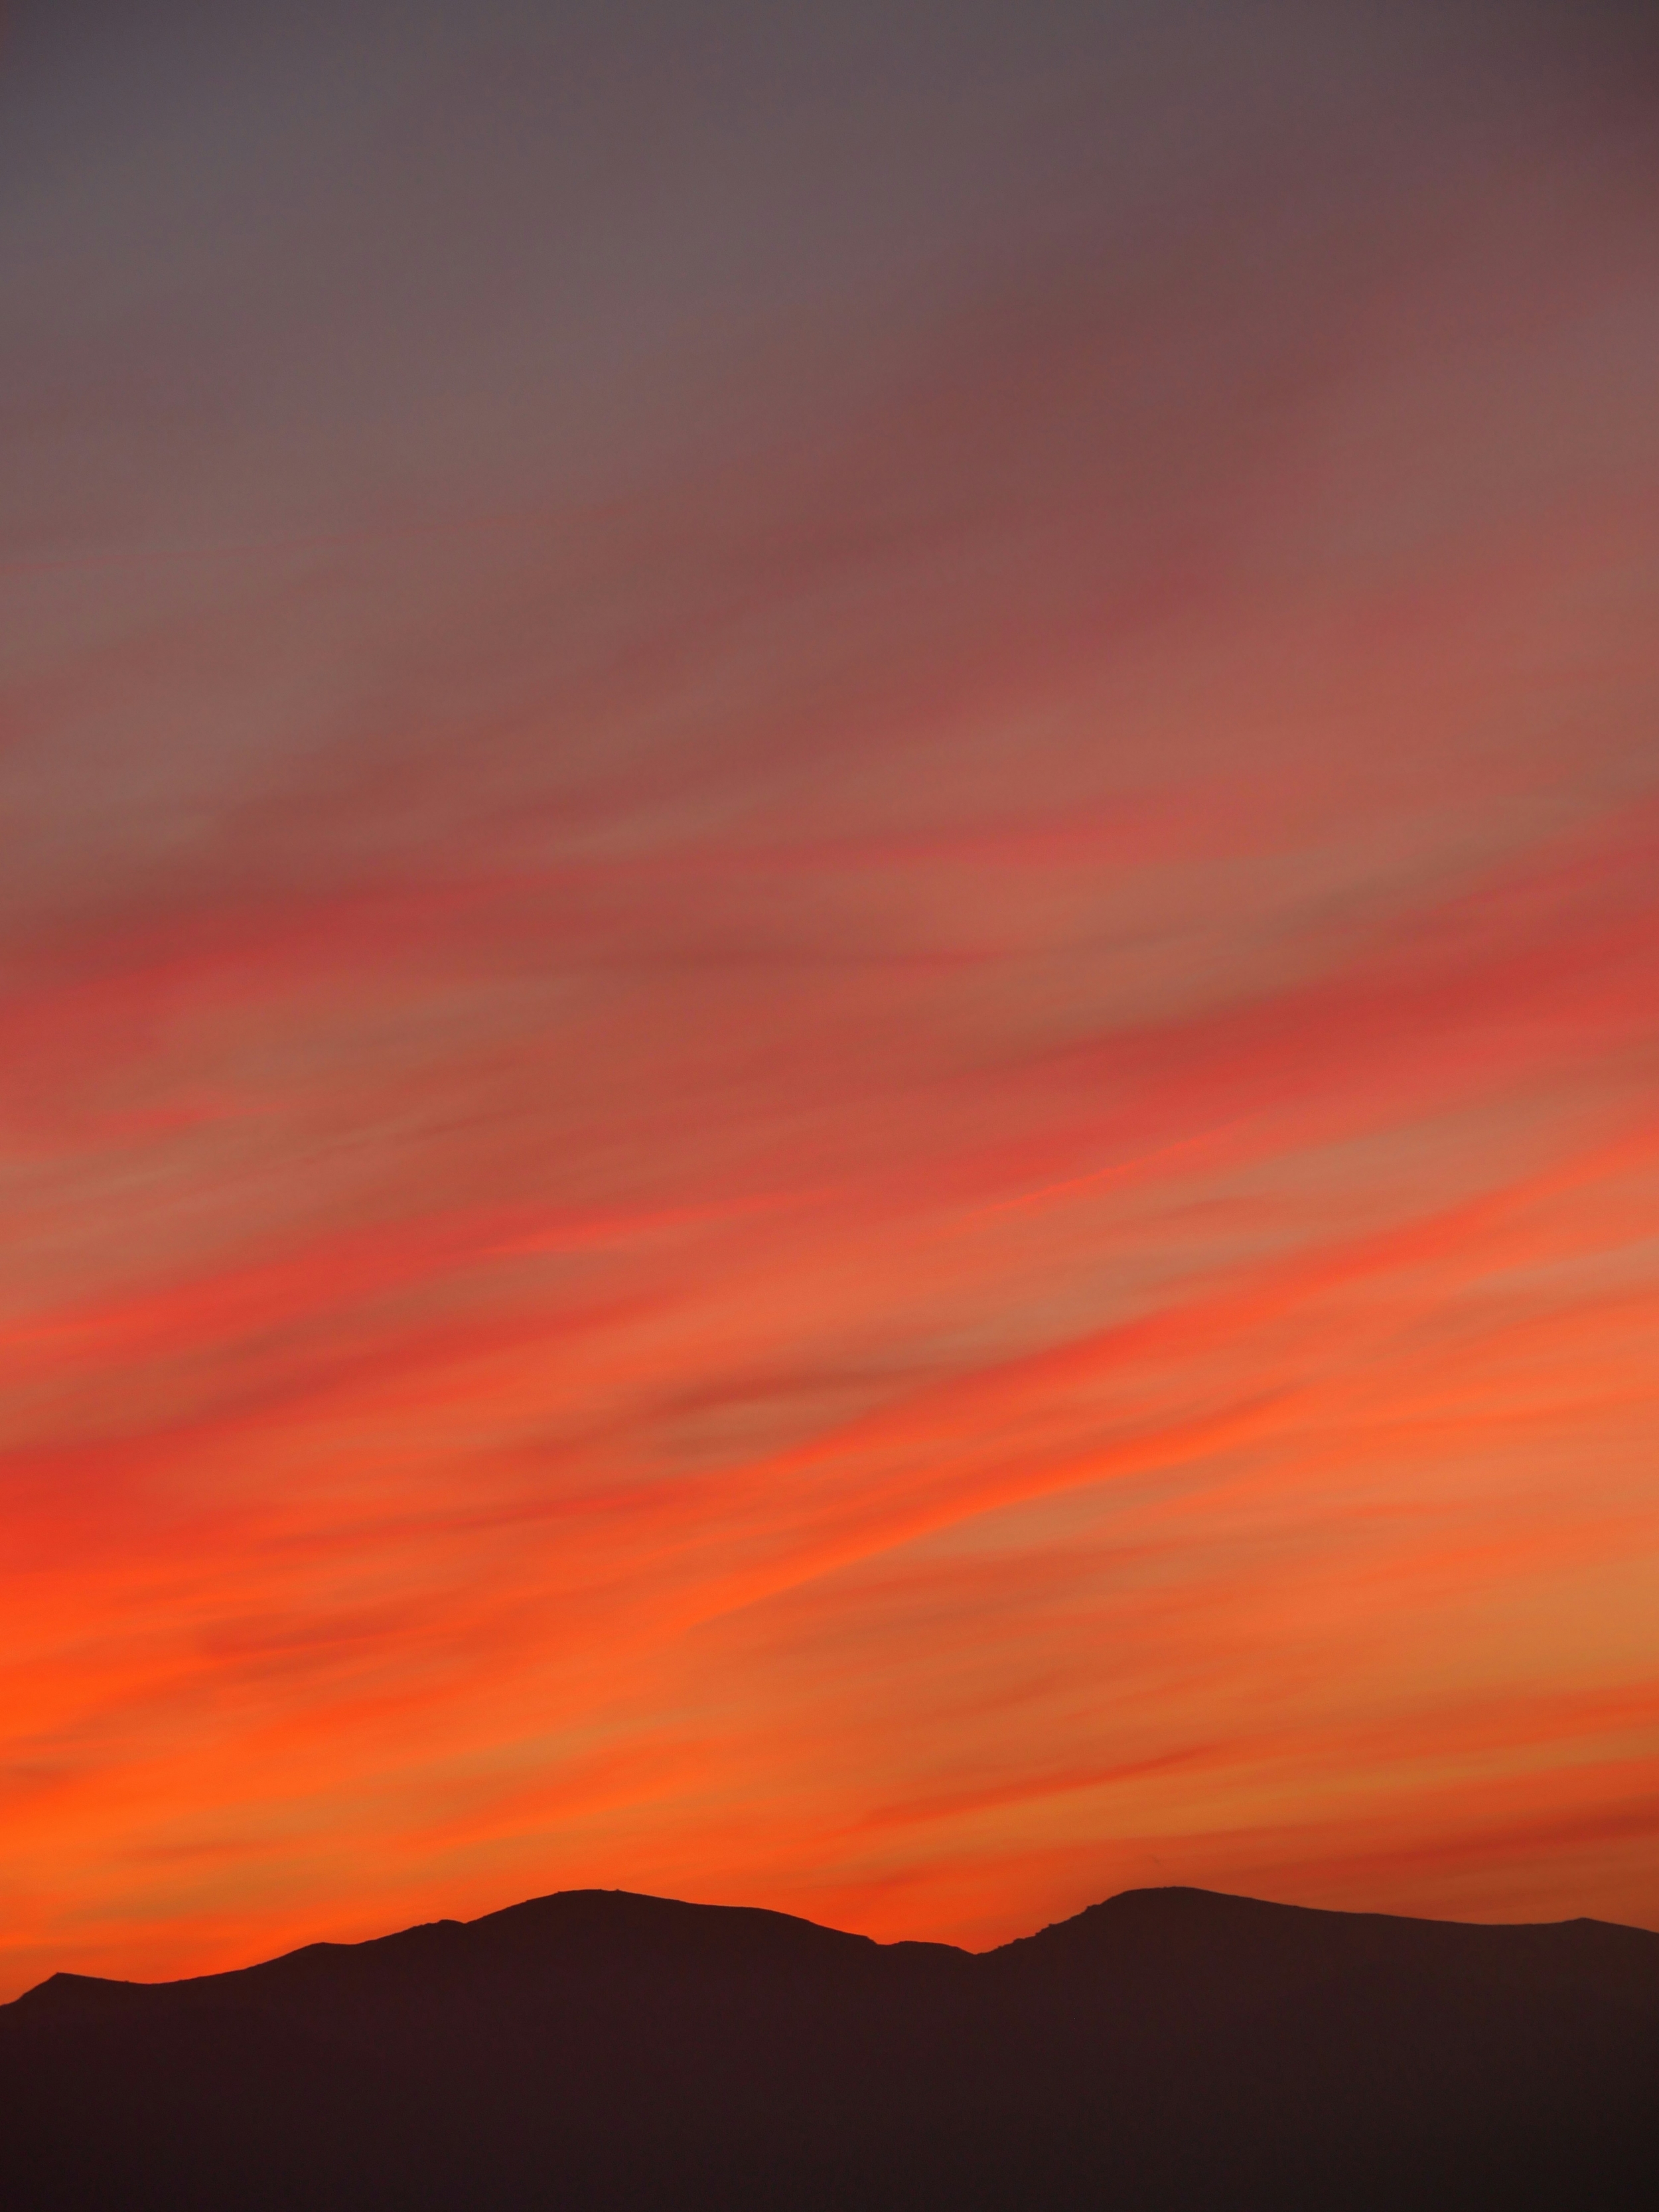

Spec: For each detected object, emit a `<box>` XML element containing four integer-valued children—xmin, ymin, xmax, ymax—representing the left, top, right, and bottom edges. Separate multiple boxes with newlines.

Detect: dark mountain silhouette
<box><xmin>3</xmin><ymin>1884</ymin><xmax>1656</xmax><ymax>2209</ymax></box>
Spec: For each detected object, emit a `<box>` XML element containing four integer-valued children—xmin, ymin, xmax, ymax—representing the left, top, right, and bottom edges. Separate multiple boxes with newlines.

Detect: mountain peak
<box><xmin>3</xmin><ymin>1883</ymin><xmax>1655</xmax><ymax>2209</ymax></box>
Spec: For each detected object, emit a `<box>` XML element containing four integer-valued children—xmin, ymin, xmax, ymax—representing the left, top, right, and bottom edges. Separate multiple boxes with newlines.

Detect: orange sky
<box><xmin>3</xmin><ymin>0</ymin><xmax>1658</xmax><ymax>1999</ymax></box>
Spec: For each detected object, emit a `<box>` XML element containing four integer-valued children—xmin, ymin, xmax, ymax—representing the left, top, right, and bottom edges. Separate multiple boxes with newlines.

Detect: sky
<box><xmin>2</xmin><ymin>0</ymin><xmax>1658</xmax><ymax>2000</ymax></box>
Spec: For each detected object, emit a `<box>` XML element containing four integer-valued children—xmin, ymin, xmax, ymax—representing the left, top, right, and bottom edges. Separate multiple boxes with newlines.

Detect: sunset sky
<box><xmin>3</xmin><ymin>0</ymin><xmax>1658</xmax><ymax>2001</ymax></box>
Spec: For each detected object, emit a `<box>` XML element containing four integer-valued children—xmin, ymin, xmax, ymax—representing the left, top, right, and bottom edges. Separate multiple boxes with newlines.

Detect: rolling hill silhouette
<box><xmin>3</xmin><ymin>1885</ymin><xmax>1656</xmax><ymax>2208</ymax></box>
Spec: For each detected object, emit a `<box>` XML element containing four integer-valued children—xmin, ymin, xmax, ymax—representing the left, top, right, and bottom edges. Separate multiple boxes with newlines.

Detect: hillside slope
<box><xmin>3</xmin><ymin>1885</ymin><xmax>1656</xmax><ymax>2208</ymax></box>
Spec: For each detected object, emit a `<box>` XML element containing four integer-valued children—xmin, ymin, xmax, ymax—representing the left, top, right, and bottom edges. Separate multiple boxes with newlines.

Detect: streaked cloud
<box><xmin>2</xmin><ymin>0</ymin><xmax>1656</xmax><ymax>1994</ymax></box>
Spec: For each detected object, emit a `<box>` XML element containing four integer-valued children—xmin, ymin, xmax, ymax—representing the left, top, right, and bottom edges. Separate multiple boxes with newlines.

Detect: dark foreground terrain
<box><xmin>3</xmin><ymin>1883</ymin><xmax>1656</xmax><ymax>2209</ymax></box>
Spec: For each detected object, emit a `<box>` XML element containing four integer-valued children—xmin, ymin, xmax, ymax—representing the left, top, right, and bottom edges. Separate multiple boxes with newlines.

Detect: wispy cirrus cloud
<box><xmin>1</xmin><ymin>0</ymin><xmax>1657</xmax><ymax>1994</ymax></box>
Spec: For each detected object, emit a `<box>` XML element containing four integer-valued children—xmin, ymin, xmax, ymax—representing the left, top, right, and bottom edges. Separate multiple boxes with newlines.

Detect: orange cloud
<box><xmin>3</xmin><ymin>0</ymin><xmax>1658</xmax><ymax>2000</ymax></box>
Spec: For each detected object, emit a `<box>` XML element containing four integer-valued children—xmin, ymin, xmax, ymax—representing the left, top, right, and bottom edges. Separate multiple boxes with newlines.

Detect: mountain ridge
<box><xmin>3</xmin><ymin>1883</ymin><xmax>1656</xmax><ymax>2209</ymax></box>
<box><xmin>16</xmin><ymin>1878</ymin><xmax>1658</xmax><ymax>2007</ymax></box>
